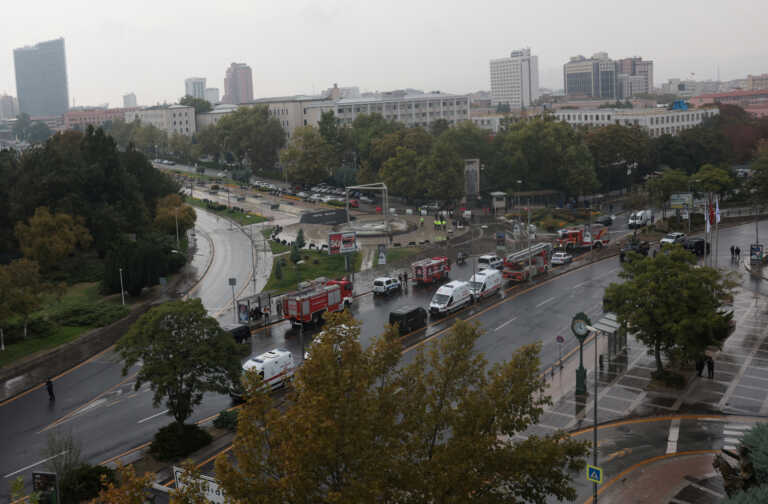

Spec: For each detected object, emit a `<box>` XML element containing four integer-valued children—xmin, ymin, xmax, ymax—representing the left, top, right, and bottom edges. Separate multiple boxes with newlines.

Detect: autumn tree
<box><xmin>279</xmin><ymin>126</ymin><xmax>334</xmax><ymax>184</ymax></box>
<box><xmin>604</xmin><ymin>246</ymin><xmax>736</xmax><ymax>375</ymax></box>
<box><xmin>117</xmin><ymin>299</ymin><xmax>242</xmax><ymax>425</ymax></box>
<box><xmin>214</xmin><ymin>311</ymin><xmax>589</xmax><ymax>503</ymax></box>
<box><xmin>15</xmin><ymin>206</ymin><xmax>92</xmax><ymax>271</ymax></box>
<box><xmin>154</xmin><ymin>194</ymin><xmax>196</xmax><ymax>237</ymax></box>
<box><xmin>179</xmin><ymin>95</ymin><xmax>213</xmax><ymax>114</ymax></box>
<box><xmin>90</xmin><ymin>464</ymin><xmax>156</xmax><ymax>504</ymax></box>
<box><xmin>0</xmin><ymin>259</ymin><xmax>50</xmax><ymax>338</ymax></box>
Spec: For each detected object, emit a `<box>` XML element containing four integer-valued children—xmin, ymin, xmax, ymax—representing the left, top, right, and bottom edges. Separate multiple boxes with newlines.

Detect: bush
<box><xmin>539</xmin><ymin>216</ymin><xmax>562</xmax><ymax>232</ymax></box>
<box><xmin>1</xmin><ymin>314</ymin><xmax>58</xmax><ymax>344</ymax></box>
<box><xmin>742</xmin><ymin>423</ymin><xmax>768</xmax><ymax>484</ymax></box>
<box><xmin>149</xmin><ymin>422</ymin><xmax>212</xmax><ymax>461</ymax></box>
<box><xmin>290</xmin><ymin>244</ymin><xmax>301</xmax><ymax>264</ymax></box>
<box><xmin>52</xmin><ymin>302</ymin><xmax>130</xmax><ymax>327</ymax></box>
<box><xmin>61</xmin><ymin>464</ymin><xmax>115</xmax><ymax>504</ymax></box>
<box><xmin>723</xmin><ymin>485</ymin><xmax>768</xmax><ymax>503</ymax></box>
<box><xmin>213</xmin><ymin>409</ymin><xmax>239</xmax><ymax>431</ymax></box>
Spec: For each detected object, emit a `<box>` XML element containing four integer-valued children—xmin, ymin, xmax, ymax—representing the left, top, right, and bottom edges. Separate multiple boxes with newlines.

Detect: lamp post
<box><xmin>229</xmin><ymin>278</ymin><xmax>237</xmax><ymax>323</ymax></box>
<box><xmin>527</xmin><ymin>200</ymin><xmax>532</xmax><ymax>282</ymax></box>
<box><xmin>119</xmin><ymin>268</ymin><xmax>125</xmax><ymax>306</ymax></box>
<box><xmin>586</xmin><ymin>323</ymin><xmax>602</xmax><ymax>504</ymax></box>
<box><xmin>174</xmin><ymin>207</ymin><xmax>180</xmax><ymax>250</ymax></box>
<box><xmin>516</xmin><ymin>180</ymin><xmax>522</xmax><ymax>209</ymax></box>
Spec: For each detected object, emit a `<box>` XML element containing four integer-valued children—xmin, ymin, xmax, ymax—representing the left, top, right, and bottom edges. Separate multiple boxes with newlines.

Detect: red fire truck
<box><xmin>282</xmin><ymin>277</ymin><xmax>354</xmax><ymax>327</ymax></box>
<box><xmin>555</xmin><ymin>227</ymin><xmax>609</xmax><ymax>251</ymax></box>
<box><xmin>411</xmin><ymin>256</ymin><xmax>451</xmax><ymax>285</ymax></box>
<box><xmin>502</xmin><ymin>243</ymin><xmax>552</xmax><ymax>282</ymax></box>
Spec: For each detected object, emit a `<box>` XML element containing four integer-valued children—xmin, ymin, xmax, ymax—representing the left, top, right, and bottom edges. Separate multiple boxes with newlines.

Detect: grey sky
<box><xmin>2</xmin><ymin>0</ymin><xmax>766</xmax><ymax>107</ymax></box>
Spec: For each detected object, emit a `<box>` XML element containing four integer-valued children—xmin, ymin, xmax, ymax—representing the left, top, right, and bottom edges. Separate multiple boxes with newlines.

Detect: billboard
<box><xmin>174</xmin><ymin>467</ymin><xmax>226</xmax><ymax>503</ymax></box>
<box><xmin>670</xmin><ymin>193</ymin><xmax>693</xmax><ymax>209</ymax></box>
<box><xmin>750</xmin><ymin>244</ymin><xmax>763</xmax><ymax>265</ymax></box>
<box><xmin>328</xmin><ymin>232</ymin><xmax>357</xmax><ymax>255</ymax></box>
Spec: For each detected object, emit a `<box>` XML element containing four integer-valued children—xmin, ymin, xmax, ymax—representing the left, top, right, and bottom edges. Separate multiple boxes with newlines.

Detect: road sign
<box><xmin>670</xmin><ymin>193</ymin><xmax>693</xmax><ymax>209</ymax></box>
<box><xmin>587</xmin><ymin>464</ymin><xmax>603</xmax><ymax>484</ymax></box>
<box><xmin>174</xmin><ymin>466</ymin><xmax>226</xmax><ymax>503</ymax></box>
<box><xmin>556</xmin><ymin>335</ymin><xmax>565</xmax><ymax>343</ymax></box>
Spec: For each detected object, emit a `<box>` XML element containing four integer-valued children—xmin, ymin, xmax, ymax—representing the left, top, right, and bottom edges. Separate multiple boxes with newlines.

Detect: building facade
<box><xmin>0</xmin><ymin>94</ymin><xmax>19</xmax><ymax>119</ymax></box>
<box><xmin>564</xmin><ymin>53</ymin><xmax>653</xmax><ymax>100</ymax></box>
<box><xmin>222</xmin><ymin>63</ymin><xmax>254</xmax><ymax>105</ymax></box>
<box><xmin>552</xmin><ymin>107</ymin><xmax>719</xmax><ymax>137</ymax></box>
<box><xmin>64</xmin><ymin>107</ymin><xmax>139</xmax><ymax>130</ymax></box>
<box><xmin>123</xmin><ymin>93</ymin><xmax>137</xmax><ymax>108</ymax></box>
<box><xmin>204</xmin><ymin>88</ymin><xmax>220</xmax><ymax>104</ymax></box>
<box><xmin>196</xmin><ymin>104</ymin><xmax>238</xmax><ymax>129</ymax></box>
<box><xmin>124</xmin><ymin>105</ymin><xmax>196</xmax><ymax>136</ymax></box>
<box><xmin>13</xmin><ymin>38</ymin><xmax>69</xmax><ymax>116</ymax></box>
<box><xmin>489</xmin><ymin>48</ymin><xmax>540</xmax><ymax>109</ymax></box>
<box><xmin>689</xmin><ymin>89</ymin><xmax>768</xmax><ymax>107</ymax></box>
<box><xmin>747</xmin><ymin>74</ymin><xmax>768</xmax><ymax>91</ymax></box>
<box><xmin>185</xmin><ymin>78</ymin><xmax>206</xmax><ymax>100</ymax></box>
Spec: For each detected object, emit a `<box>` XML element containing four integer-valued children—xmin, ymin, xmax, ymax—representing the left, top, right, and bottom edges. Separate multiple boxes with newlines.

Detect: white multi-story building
<box><xmin>0</xmin><ymin>94</ymin><xmax>19</xmax><ymax>119</ymax></box>
<box><xmin>196</xmin><ymin>104</ymin><xmax>238</xmax><ymax>129</ymax></box>
<box><xmin>122</xmin><ymin>92</ymin><xmax>137</xmax><ymax>108</ymax></box>
<box><xmin>125</xmin><ymin>104</ymin><xmax>196</xmax><ymax>136</ymax></box>
<box><xmin>490</xmin><ymin>48</ymin><xmax>540</xmax><ymax>109</ymax></box>
<box><xmin>185</xmin><ymin>77</ymin><xmax>206</xmax><ymax>100</ymax></box>
<box><xmin>204</xmin><ymin>88</ymin><xmax>220</xmax><ymax>105</ymax></box>
<box><xmin>551</xmin><ymin>107</ymin><xmax>720</xmax><ymax>137</ymax></box>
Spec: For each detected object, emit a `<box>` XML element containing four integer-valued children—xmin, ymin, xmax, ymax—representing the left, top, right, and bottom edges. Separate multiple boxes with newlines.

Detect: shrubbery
<box><xmin>742</xmin><ymin>423</ymin><xmax>768</xmax><ymax>484</ymax></box>
<box><xmin>52</xmin><ymin>302</ymin><xmax>130</xmax><ymax>327</ymax></box>
<box><xmin>61</xmin><ymin>464</ymin><xmax>115</xmax><ymax>504</ymax></box>
<box><xmin>149</xmin><ymin>422</ymin><xmax>212</xmax><ymax>461</ymax></box>
<box><xmin>213</xmin><ymin>409</ymin><xmax>239</xmax><ymax>431</ymax></box>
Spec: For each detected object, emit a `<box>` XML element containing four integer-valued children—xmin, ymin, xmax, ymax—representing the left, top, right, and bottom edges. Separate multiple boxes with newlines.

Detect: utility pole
<box><xmin>119</xmin><ymin>268</ymin><xmax>125</xmax><ymax>306</ymax></box>
<box><xmin>593</xmin><ymin>328</ymin><xmax>599</xmax><ymax>503</ymax></box>
<box><xmin>229</xmin><ymin>278</ymin><xmax>237</xmax><ymax>323</ymax></box>
<box><xmin>527</xmin><ymin>200</ymin><xmax>532</xmax><ymax>282</ymax></box>
<box><xmin>175</xmin><ymin>208</ymin><xmax>180</xmax><ymax>250</ymax></box>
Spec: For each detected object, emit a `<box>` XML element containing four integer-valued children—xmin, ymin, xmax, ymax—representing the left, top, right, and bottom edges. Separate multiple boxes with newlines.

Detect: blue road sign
<box><xmin>587</xmin><ymin>464</ymin><xmax>603</xmax><ymax>484</ymax></box>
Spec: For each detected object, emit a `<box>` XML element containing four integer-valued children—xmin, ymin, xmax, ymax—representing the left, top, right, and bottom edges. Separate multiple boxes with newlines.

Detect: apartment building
<box><xmin>489</xmin><ymin>48</ymin><xmax>540</xmax><ymax>109</ymax></box>
<box><xmin>64</xmin><ymin>107</ymin><xmax>139</xmax><ymax>130</ymax></box>
<box><xmin>552</xmin><ymin>107</ymin><xmax>719</xmax><ymax>137</ymax></box>
<box><xmin>125</xmin><ymin>104</ymin><xmax>196</xmax><ymax>136</ymax></box>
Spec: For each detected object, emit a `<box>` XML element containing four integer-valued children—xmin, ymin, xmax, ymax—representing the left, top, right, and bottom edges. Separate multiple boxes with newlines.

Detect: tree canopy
<box><xmin>216</xmin><ymin>106</ymin><xmax>286</xmax><ymax>173</ymax></box>
<box><xmin>279</xmin><ymin>126</ymin><xmax>335</xmax><ymax>185</ymax></box>
<box><xmin>14</xmin><ymin>206</ymin><xmax>92</xmax><ymax>271</ymax></box>
<box><xmin>179</xmin><ymin>95</ymin><xmax>213</xmax><ymax>115</ymax></box>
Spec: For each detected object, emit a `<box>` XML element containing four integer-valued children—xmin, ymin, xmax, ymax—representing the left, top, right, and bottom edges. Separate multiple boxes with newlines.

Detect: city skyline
<box><xmin>1</xmin><ymin>0</ymin><xmax>767</xmax><ymax>107</ymax></box>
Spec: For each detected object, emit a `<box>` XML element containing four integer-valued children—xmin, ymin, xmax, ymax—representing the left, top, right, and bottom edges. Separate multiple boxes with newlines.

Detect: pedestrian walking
<box><xmin>403</xmin><ymin>272</ymin><xmax>408</xmax><ymax>287</ymax></box>
<box><xmin>730</xmin><ymin>245</ymin><xmax>735</xmax><ymax>260</ymax></box>
<box><xmin>706</xmin><ymin>357</ymin><xmax>715</xmax><ymax>379</ymax></box>
<box><xmin>736</xmin><ymin>246</ymin><xmax>741</xmax><ymax>261</ymax></box>
<box><xmin>46</xmin><ymin>378</ymin><xmax>55</xmax><ymax>401</ymax></box>
<box><xmin>420</xmin><ymin>216</ymin><xmax>424</xmax><ymax>228</ymax></box>
<box><xmin>398</xmin><ymin>273</ymin><xmax>403</xmax><ymax>285</ymax></box>
<box><xmin>695</xmin><ymin>358</ymin><xmax>704</xmax><ymax>377</ymax></box>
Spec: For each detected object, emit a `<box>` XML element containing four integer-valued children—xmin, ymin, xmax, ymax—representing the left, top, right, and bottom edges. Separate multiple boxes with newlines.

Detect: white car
<box><xmin>660</xmin><ymin>232</ymin><xmax>686</xmax><ymax>245</ymax></box>
<box><xmin>551</xmin><ymin>252</ymin><xmax>573</xmax><ymax>265</ymax></box>
<box><xmin>372</xmin><ymin>277</ymin><xmax>402</xmax><ymax>296</ymax></box>
<box><xmin>359</xmin><ymin>196</ymin><xmax>373</xmax><ymax>204</ymax></box>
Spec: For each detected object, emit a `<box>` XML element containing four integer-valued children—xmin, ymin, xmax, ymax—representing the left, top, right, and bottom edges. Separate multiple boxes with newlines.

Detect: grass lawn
<box><xmin>186</xmin><ymin>196</ymin><xmax>268</xmax><ymax>226</ymax></box>
<box><xmin>374</xmin><ymin>247</ymin><xmax>423</xmax><ymax>267</ymax></box>
<box><xmin>261</xmin><ymin>228</ymin><xmax>291</xmax><ymax>254</ymax></box>
<box><xmin>265</xmin><ymin>250</ymin><xmax>361</xmax><ymax>294</ymax></box>
<box><xmin>0</xmin><ymin>326</ymin><xmax>90</xmax><ymax>368</ymax></box>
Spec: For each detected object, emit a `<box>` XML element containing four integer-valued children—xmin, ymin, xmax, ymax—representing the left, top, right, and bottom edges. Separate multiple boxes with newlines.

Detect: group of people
<box><xmin>397</xmin><ymin>272</ymin><xmax>409</xmax><ymax>289</ymax></box>
<box><xmin>696</xmin><ymin>356</ymin><xmax>716</xmax><ymax>379</ymax></box>
<box><xmin>433</xmin><ymin>218</ymin><xmax>448</xmax><ymax>231</ymax></box>
<box><xmin>730</xmin><ymin>245</ymin><xmax>742</xmax><ymax>261</ymax></box>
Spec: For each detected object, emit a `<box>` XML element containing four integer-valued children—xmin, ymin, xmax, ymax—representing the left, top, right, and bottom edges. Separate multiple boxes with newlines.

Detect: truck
<box><xmin>555</xmin><ymin>227</ymin><xmax>609</xmax><ymax>251</ymax></box>
<box><xmin>502</xmin><ymin>243</ymin><xmax>552</xmax><ymax>282</ymax></box>
<box><xmin>411</xmin><ymin>256</ymin><xmax>451</xmax><ymax>285</ymax></box>
<box><xmin>282</xmin><ymin>277</ymin><xmax>354</xmax><ymax>327</ymax></box>
<box><xmin>628</xmin><ymin>210</ymin><xmax>653</xmax><ymax>229</ymax></box>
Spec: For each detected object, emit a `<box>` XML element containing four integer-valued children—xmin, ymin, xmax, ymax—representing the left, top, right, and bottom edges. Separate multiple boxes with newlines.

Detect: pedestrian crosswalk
<box><xmin>723</xmin><ymin>423</ymin><xmax>752</xmax><ymax>451</ymax></box>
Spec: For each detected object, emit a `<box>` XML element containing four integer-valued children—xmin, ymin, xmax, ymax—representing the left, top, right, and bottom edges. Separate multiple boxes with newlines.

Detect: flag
<box><xmin>716</xmin><ymin>196</ymin><xmax>721</xmax><ymax>224</ymax></box>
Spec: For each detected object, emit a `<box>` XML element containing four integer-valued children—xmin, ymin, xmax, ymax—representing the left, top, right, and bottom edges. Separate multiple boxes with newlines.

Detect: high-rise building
<box><xmin>184</xmin><ymin>77</ymin><xmax>206</xmax><ymax>100</ymax></box>
<box><xmin>616</xmin><ymin>57</ymin><xmax>653</xmax><ymax>97</ymax></box>
<box><xmin>13</xmin><ymin>38</ymin><xmax>69</xmax><ymax>116</ymax></box>
<box><xmin>747</xmin><ymin>74</ymin><xmax>768</xmax><ymax>91</ymax></box>
<box><xmin>0</xmin><ymin>94</ymin><xmax>19</xmax><ymax>119</ymax></box>
<box><xmin>222</xmin><ymin>63</ymin><xmax>253</xmax><ymax>105</ymax></box>
<box><xmin>123</xmin><ymin>92</ymin><xmax>137</xmax><ymax>108</ymax></box>
<box><xmin>204</xmin><ymin>88</ymin><xmax>220</xmax><ymax>104</ymax></box>
<box><xmin>489</xmin><ymin>48</ymin><xmax>540</xmax><ymax>109</ymax></box>
<box><xmin>564</xmin><ymin>53</ymin><xmax>653</xmax><ymax>100</ymax></box>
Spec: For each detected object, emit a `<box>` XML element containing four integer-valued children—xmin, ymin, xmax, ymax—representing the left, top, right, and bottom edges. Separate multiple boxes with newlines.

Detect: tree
<box><xmin>295</xmin><ymin>228</ymin><xmax>306</xmax><ymax>249</ymax></box>
<box><xmin>279</xmin><ymin>126</ymin><xmax>334</xmax><ymax>184</ymax></box>
<box><xmin>604</xmin><ymin>246</ymin><xmax>735</xmax><ymax>375</ymax></box>
<box><xmin>214</xmin><ymin>311</ymin><xmax>589</xmax><ymax>503</ymax></box>
<box><xmin>1</xmin><ymin>259</ymin><xmax>50</xmax><ymax>338</ymax></box>
<box><xmin>646</xmin><ymin>168</ymin><xmax>689</xmax><ymax>217</ymax></box>
<box><xmin>13</xmin><ymin>113</ymin><xmax>32</xmax><ymax>141</ymax></box>
<box><xmin>749</xmin><ymin>151</ymin><xmax>768</xmax><ymax>208</ymax></box>
<box><xmin>694</xmin><ymin>163</ymin><xmax>735</xmax><ymax>196</ymax></box>
<box><xmin>422</xmin><ymin>141</ymin><xmax>464</xmax><ymax>203</ymax></box>
<box><xmin>290</xmin><ymin>243</ymin><xmax>301</xmax><ymax>264</ymax></box>
<box><xmin>217</xmin><ymin>106</ymin><xmax>286</xmax><ymax>172</ymax></box>
<box><xmin>565</xmin><ymin>144</ymin><xmax>599</xmax><ymax>198</ymax></box>
<box><xmin>117</xmin><ymin>299</ymin><xmax>241</xmax><ymax>424</ymax></box>
<box><xmin>179</xmin><ymin>95</ymin><xmax>212</xmax><ymax>115</ymax></box>
<box><xmin>195</xmin><ymin>125</ymin><xmax>221</xmax><ymax>163</ymax></box>
<box><xmin>168</xmin><ymin>133</ymin><xmax>194</xmax><ymax>163</ymax></box>
<box><xmin>585</xmin><ymin>125</ymin><xmax>650</xmax><ymax>191</ymax></box>
<box><xmin>28</xmin><ymin>122</ymin><xmax>53</xmax><ymax>144</ymax></box>
<box><xmin>380</xmin><ymin>147</ymin><xmax>425</xmax><ymax>200</ymax></box>
<box><xmin>90</xmin><ymin>464</ymin><xmax>156</xmax><ymax>504</ymax></box>
<box><xmin>15</xmin><ymin>206</ymin><xmax>93</xmax><ymax>271</ymax></box>
<box><xmin>154</xmin><ymin>194</ymin><xmax>196</xmax><ymax>237</ymax></box>
<box><xmin>429</xmin><ymin>118</ymin><xmax>451</xmax><ymax>137</ymax></box>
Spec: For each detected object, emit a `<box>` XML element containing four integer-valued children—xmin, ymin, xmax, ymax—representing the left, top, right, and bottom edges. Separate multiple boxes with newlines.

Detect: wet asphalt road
<box><xmin>2</xmin><ymin>220</ymin><xmax>768</xmax><ymax>500</ymax></box>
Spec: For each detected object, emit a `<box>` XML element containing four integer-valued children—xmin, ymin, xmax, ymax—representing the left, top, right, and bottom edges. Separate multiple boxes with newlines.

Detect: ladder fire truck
<box><xmin>411</xmin><ymin>256</ymin><xmax>451</xmax><ymax>285</ymax></box>
<box><xmin>282</xmin><ymin>277</ymin><xmax>354</xmax><ymax>327</ymax></box>
<box><xmin>502</xmin><ymin>243</ymin><xmax>552</xmax><ymax>282</ymax></box>
<box><xmin>555</xmin><ymin>226</ymin><xmax>609</xmax><ymax>251</ymax></box>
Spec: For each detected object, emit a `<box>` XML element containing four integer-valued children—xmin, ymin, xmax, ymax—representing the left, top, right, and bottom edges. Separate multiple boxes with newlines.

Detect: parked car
<box><xmin>348</xmin><ymin>199</ymin><xmax>360</xmax><ymax>208</ymax></box>
<box><xmin>620</xmin><ymin>241</ymin><xmax>650</xmax><ymax>262</ymax></box>
<box><xmin>477</xmin><ymin>255</ymin><xmax>503</xmax><ymax>271</ymax></box>
<box><xmin>389</xmin><ymin>306</ymin><xmax>428</xmax><ymax>335</ymax></box>
<box><xmin>595</xmin><ymin>215</ymin><xmax>614</xmax><ymax>226</ymax></box>
<box><xmin>683</xmin><ymin>237</ymin><xmax>710</xmax><ymax>256</ymax></box>
<box><xmin>359</xmin><ymin>195</ymin><xmax>373</xmax><ymax>204</ymax></box>
<box><xmin>297</xmin><ymin>191</ymin><xmax>309</xmax><ymax>199</ymax></box>
<box><xmin>373</xmin><ymin>276</ymin><xmax>402</xmax><ymax>296</ymax></box>
<box><xmin>660</xmin><ymin>232</ymin><xmax>686</xmax><ymax>245</ymax></box>
<box><xmin>551</xmin><ymin>252</ymin><xmax>573</xmax><ymax>265</ymax></box>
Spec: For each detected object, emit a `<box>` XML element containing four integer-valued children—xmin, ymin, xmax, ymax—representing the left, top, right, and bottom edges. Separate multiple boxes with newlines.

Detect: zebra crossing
<box><xmin>723</xmin><ymin>422</ymin><xmax>752</xmax><ymax>451</ymax></box>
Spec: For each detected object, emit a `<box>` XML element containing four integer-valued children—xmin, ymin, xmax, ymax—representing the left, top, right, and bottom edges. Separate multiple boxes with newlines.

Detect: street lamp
<box><xmin>119</xmin><ymin>267</ymin><xmax>126</xmax><ymax>306</ymax></box>
<box><xmin>229</xmin><ymin>278</ymin><xmax>237</xmax><ymax>323</ymax></box>
<box><xmin>516</xmin><ymin>180</ymin><xmax>522</xmax><ymax>209</ymax></box>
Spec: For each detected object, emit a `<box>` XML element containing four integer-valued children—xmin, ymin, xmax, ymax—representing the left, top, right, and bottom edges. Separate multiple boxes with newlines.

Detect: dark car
<box><xmin>595</xmin><ymin>215</ymin><xmax>614</xmax><ymax>226</ymax></box>
<box><xmin>683</xmin><ymin>237</ymin><xmax>711</xmax><ymax>256</ymax></box>
<box><xmin>619</xmin><ymin>240</ymin><xmax>650</xmax><ymax>262</ymax></box>
<box><xmin>389</xmin><ymin>306</ymin><xmax>428</xmax><ymax>335</ymax></box>
<box><xmin>221</xmin><ymin>323</ymin><xmax>251</xmax><ymax>344</ymax></box>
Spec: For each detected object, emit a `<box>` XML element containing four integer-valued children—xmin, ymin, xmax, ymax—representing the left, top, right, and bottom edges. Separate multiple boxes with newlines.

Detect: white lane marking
<box><xmin>535</xmin><ymin>297</ymin><xmax>555</xmax><ymax>308</ymax></box>
<box><xmin>666</xmin><ymin>418</ymin><xmax>681</xmax><ymax>454</ymax></box>
<box><xmin>724</xmin><ymin>445</ymin><xmax>737</xmax><ymax>451</ymax></box>
<box><xmin>495</xmin><ymin>317</ymin><xmax>518</xmax><ymax>331</ymax></box>
<box><xmin>573</xmin><ymin>281</ymin><xmax>589</xmax><ymax>289</ymax></box>
<box><xmin>137</xmin><ymin>409</ymin><xmax>169</xmax><ymax>424</ymax></box>
<box><xmin>724</xmin><ymin>437</ymin><xmax>741</xmax><ymax>445</ymax></box>
<box><xmin>4</xmin><ymin>451</ymin><xmax>67</xmax><ymax>478</ymax></box>
<box><xmin>724</xmin><ymin>430</ymin><xmax>747</xmax><ymax>436</ymax></box>
<box><xmin>724</xmin><ymin>424</ymin><xmax>751</xmax><ymax>430</ymax></box>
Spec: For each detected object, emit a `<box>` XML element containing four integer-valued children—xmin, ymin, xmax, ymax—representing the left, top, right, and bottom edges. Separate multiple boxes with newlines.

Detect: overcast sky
<box><xmin>2</xmin><ymin>0</ymin><xmax>767</xmax><ymax>107</ymax></box>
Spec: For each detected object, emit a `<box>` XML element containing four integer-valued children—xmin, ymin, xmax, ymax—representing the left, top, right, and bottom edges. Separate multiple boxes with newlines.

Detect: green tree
<box><xmin>1</xmin><ymin>258</ymin><xmax>49</xmax><ymax>338</ymax></box>
<box><xmin>295</xmin><ymin>228</ymin><xmax>306</xmax><ymax>249</ymax></box>
<box><xmin>380</xmin><ymin>146</ymin><xmax>425</xmax><ymax>200</ymax></box>
<box><xmin>422</xmin><ymin>141</ymin><xmax>464</xmax><ymax>203</ymax></box>
<box><xmin>429</xmin><ymin>118</ymin><xmax>451</xmax><ymax>137</ymax></box>
<box><xmin>179</xmin><ymin>95</ymin><xmax>212</xmax><ymax>115</ymax></box>
<box><xmin>14</xmin><ymin>206</ymin><xmax>93</xmax><ymax>271</ymax></box>
<box><xmin>604</xmin><ymin>246</ymin><xmax>736</xmax><ymax>375</ymax></box>
<box><xmin>749</xmin><ymin>151</ymin><xmax>768</xmax><ymax>208</ymax></box>
<box><xmin>195</xmin><ymin>125</ymin><xmax>221</xmax><ymax>163</ymax></box>
<box><xmin>13</xmin><ymin>113</ymin><xmax>32</xmax><ymax>141</ymax></box>
<box><xmin>217</xmin><ymin>106</ymin><xmax>286</xmax><ymax>172</ymax></box>
<box><xmin>274</xmin><ymin>259</ymin><xmax>282</xmax><ymax>280</ymax></box>
<box><xmin>214</xmin><ymin>312</ymin><xmax>588</xmax><ymax>503</ymax></box>
<box><xmin>438</xmin><ymin>120</ymin><xmax>492</xmax><ymax>164</ymax></box>
<box><xmin>279</xmin><ymin>126</ymin><xmax>333</xmax><ymax>184</ymax></box>
<box><xmin>349</xmin><ymin>113</ymin><xmax>403</xmax><ymax>169</ymax></box>
<box><xmin>28</xmin><ymin>121</ymin><xmax>53</xmax><ymax>144</ymax></box>
<box><xmin>584</xmin><ymin>124</ymin><xmax>650</xmax><ymax>191</ymax></box>
<box><xmin>565</xmin><ymin>144</ymin><xmax>599</xmax><ymax>198</ymax></box>
<box><xmin>168</xmin><ymin>133</ymin><xmax>193</xmax><ymax>163</ymax></box>
<box><xmin>694</xmin><ymin>163</ymin><xmax>735</xmax><ymax>196</ymax></box>
<box><xmin>290</xmin><ymin>243</ymin><xmax>301</xmax><ymax>264</ymax></box>
<box><xmin>117</xmin><ymin>299</ymin><xmax>242</xmax><ymax>425</ymax></box>
<box><xmin>646</xmin><ymin>168</ymin><xmax>689</xmax><ymax>217</ymax></box>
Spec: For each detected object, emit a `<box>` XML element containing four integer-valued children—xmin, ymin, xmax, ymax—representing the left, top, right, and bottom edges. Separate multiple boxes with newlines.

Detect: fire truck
<box><xmin>282</xmin><ymin>277</ymin><xmax>354</xmax><ymax>327</ymax></box>
<box><xmin>502</xmin><ymin>243</ymin><xmax>552</xmax><ymax>282</ymax></box>
<box><xmin>411</xmin><ymin>256</ymin><xmax>451</xmax><ymax>285</ymax></box>
<box><xmin>555</xmin><ymin>226</ymin><xmax>609</xmax><ymax>251</ymax></box>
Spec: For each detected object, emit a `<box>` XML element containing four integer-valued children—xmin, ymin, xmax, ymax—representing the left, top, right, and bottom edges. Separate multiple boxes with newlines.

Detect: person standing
<box><xmin>46</xmin><ymin>378</ymin><xmax>55</xmax><ymax>401</ymax></box>
<box><xmin>403</xmin><ymin>272</ymin><xmax>408</xmax><ymax>288</ymax></box>
<box><xmin>730</xmin><ymin>245</ymin><xmax>735</xmax><ymax>260</ymax></box>
<box><xmin>736</xmin><ymin>246</ymin><xmax>741</xmax><ymax>261</ymax></box>
<box><xmin>706</xmin><ymin>357</ymin><xmax>715</xmax><ymax>379</ymax></box>
<box><xmin>696</xmin><ymin>358</ymin><xmax>704</xmax><ymax>377</ymax></box>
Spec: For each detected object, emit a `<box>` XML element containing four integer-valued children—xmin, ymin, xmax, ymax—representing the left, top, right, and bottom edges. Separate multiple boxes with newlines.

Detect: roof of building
<box><xmin>335</xmin><ymin>92</ymin><xmax>469</xmax><ymax>105</ymax></box>
<box><xmin>245</xmin><ymin>94</ymin><xmax>327</xmax><ymax>105</ymax></box>
<box><xmin>695</xmin><ymin>89</ymin><xmax>768</xmax><ymax>99</ymax></box>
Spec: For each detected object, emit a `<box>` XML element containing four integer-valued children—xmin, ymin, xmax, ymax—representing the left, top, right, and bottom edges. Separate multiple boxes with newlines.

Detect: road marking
<box><xmin>495</xmin><ymin>317</ymin><xmax>518</xmax><ymax>331</ymax></box>
<box><xmin>666</xmin><ymin>418</ymin><xmax>681</xmax><ymax>454</ymax></box>
<box><xmin>4</xmin><ymin>451</ymin><xmax>67</xmax><ymax>479</ymax></box>
<box><xmin>724</xmin><ymin>423</ymin><xmax>751</xmax><ymax>430</ymax></box>
<box><xmin>535</xmin><ymin>297</ymin><xmax>555</xmax><ymax>308</ymax></box>
<box><xmin>137</xmin><ymin>409</ymin><xmax>169</xmax><ymax>424</ymax></box>
<box><xmin>573</xmin><ymin>281</ymin><xmax>589</xmax><ymax>289</ymax></box>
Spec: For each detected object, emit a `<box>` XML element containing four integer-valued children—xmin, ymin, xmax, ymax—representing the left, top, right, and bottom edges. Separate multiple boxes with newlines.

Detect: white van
<box><xmin>232</xmin><ymin>348</ymin><xmax>295</xmax><ymax>399</ymax></box>
<box><xmin>628</xmin><ymin>210</ymin><xmax>653</xmax><ymax>229</ymax></box>
<box><xmin>467</xmin><ymin>269</ymin><xmax>503</xmax><ymax>299</ymax></box>
<box><xmin>477</xmin><ymin>254</ymin><xmax>503</xmax><ymax>271</ymax></box>
<box><xmin>429</xmin><ymin>280</ymin><xmax>474</xmax><ymax>316</ymax></box>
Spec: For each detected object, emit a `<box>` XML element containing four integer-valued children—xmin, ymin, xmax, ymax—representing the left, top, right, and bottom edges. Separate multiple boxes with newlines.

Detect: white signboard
<box><xmin>173</xmin><ymin>466</ymin><xmax>226</xmax><ymax>503</ymax></box>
